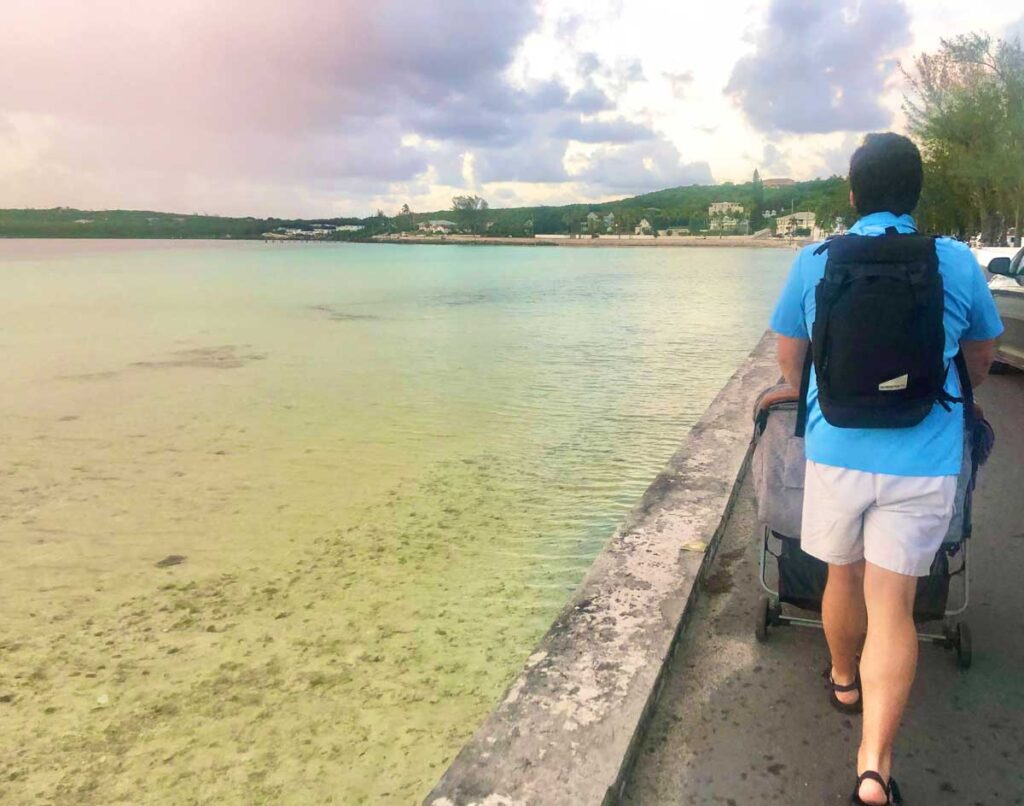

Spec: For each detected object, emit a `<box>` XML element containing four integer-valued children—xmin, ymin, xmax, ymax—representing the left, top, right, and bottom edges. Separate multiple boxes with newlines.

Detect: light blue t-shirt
<box><xmin>769</xmin><ymin>212</ymin><xmax>1004</xmax><ymax>476</ymax></box>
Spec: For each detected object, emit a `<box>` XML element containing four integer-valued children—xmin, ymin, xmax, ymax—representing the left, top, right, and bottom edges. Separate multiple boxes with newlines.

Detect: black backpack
<box><xmin>795</xmin><ymin>227</ymin><xmax>962</xmax><ymax>436</ymax></box>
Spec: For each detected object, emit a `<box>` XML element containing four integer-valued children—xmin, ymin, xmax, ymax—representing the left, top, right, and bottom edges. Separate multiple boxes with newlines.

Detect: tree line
<box><xmin>0</xmin><ymin>208</ymin><xmax>365</xmax><ymax>239</ymax></box>
<box><xmin>907</xmin><ymin>32</ymin><xmax>1024</xmax><ymax>243</ymax></box>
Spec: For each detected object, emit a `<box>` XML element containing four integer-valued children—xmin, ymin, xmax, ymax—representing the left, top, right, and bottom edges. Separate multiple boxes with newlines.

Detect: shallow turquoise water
<box><xmin>0</xmin><ymin>240</ymin><xmax>792</xmax><ymax>803</ymax></box>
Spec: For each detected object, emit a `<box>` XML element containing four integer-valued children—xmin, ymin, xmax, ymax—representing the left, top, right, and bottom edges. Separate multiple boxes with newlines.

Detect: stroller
<box><xmin>750</xmin><ymin>383</ymin><xmax>993</xmax><ymax>669</ymax></box>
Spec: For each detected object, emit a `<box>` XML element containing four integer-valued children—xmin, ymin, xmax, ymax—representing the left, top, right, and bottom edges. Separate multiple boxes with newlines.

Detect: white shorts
<box><xmin>801</xmin><ymin>460</ymin><xmax>957</xmax><ymax>577</ymax></box>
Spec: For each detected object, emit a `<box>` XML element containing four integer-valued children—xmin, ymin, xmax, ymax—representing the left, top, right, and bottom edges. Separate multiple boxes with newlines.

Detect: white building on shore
<box><xmin>708</xmin><ymin>202</ymin><xmax>744</xmax><ymax>217</ymax></box>
<box><xmin>710</xmin><ymin>215</ymin><xmax>742</xmax><ymax>231</ymax></box>
<box><xmin>776</xmin><ymin>211</ymin><xmax>816</xmax><ymax>237</ymax></box>
<box><xmin>709</xmin><ymin>202</ymin><xmax>745</xmax><ymax>231</ymax></box>
<box><xmin>811</xmin><ymin>216</ymin><xmax>848</xmax><ymax>241</ymax></box>
<box><xmin>418</xmin><ymin>219</ymin><xmax>458</xmax><ymax>234</ymax></box>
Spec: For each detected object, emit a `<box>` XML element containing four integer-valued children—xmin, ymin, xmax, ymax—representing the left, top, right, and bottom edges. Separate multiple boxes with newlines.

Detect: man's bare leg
<box><xmin>822</xmin><ymin>560</ymin><xmax>867</xmax><ymax>704</ymax></box>
<box><xmin>856</xmin><ymin>562</ymin><xmax>919</xmax><ymax>804</ymax></box>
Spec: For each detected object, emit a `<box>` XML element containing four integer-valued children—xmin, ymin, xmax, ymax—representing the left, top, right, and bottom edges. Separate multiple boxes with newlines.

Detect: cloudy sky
<box><xmin>2</xmin><ymin>0</ymin><xmax>1022</xmax><ymax>218</ymax></box>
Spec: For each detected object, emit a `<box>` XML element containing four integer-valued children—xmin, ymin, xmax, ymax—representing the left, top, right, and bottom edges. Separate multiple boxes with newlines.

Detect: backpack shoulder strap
<box><xmin>953</xmin><ymin>350</ymin><xmax>974</xmax><ymax>427</ymax></box>
<box><xmin>813</xmin><ymin>235</ymin><xmax>838</xmax><ymax>256</ymax></box>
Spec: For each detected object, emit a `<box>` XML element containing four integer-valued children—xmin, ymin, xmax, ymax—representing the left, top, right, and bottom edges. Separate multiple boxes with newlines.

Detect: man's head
<box><xmin>848</xmin><ymin>132</ymin><xmax>923</xmax><ymax>217</ymax></box>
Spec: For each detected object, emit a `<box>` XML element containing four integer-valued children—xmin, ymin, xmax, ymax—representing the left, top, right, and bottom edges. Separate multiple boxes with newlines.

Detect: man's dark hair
<box><xmin>848</xmin><ymin>132</ymin><xmax>923</xmax><ymax>216</ymax></box>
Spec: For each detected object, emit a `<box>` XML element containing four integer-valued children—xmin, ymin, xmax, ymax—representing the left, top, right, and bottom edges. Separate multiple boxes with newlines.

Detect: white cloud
<box><xmin>726</xmin><ymin>0</ymin><xmax>912</xmax><ymax>134</ymax></box>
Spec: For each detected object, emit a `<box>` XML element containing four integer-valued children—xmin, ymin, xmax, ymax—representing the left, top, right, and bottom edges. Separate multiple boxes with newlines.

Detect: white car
<box><xmin>984</xmin><ymin>249</ymin><xmax>1024</xmax><ymax>371</ymax></box>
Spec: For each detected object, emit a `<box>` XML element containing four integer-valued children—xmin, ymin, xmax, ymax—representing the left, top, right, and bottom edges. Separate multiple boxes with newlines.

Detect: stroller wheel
<box><xmin>755</xmin><ymin>595</ymin><xmax>772</xmax><ymax>642</ymax></box>
<box><xmin>955</xmin><ymin>622</ymin><xmax>972</xmax><ymax>669</ymax></box>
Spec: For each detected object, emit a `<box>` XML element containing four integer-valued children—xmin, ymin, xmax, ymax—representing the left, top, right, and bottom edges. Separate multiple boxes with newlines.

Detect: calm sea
<box><xmin>0</xmin><ymin>240</ymin><xmax>791</xmax><ymax>804</ymax></box>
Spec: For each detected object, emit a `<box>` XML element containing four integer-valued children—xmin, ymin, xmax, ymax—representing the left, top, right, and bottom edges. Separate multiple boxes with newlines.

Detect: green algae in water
<box><xmin>0</xmin><ymin>240</ymin><xmax>792</xmax><ymax>804</ymax></box>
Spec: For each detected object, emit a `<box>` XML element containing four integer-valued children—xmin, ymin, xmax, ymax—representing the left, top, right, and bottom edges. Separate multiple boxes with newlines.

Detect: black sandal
<box><xmin>824</xmin><ymin>667</ymin><xmax>862</xmax><ymax>714</ymax></box>
<box><xmin>851</xmin><ymin>770</ymin><xmax>902</xmax><ymax>804</ymax></box>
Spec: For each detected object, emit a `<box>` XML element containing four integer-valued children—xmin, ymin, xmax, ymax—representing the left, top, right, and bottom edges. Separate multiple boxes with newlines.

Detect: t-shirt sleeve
<box><xmin>963</xmin><ymin>257</ymin><xmax>1005</xmax><ymax>340</ymax></box>
<box><xmin>769</xmin><ymin>253</ymin><xmax>809</xmax><ymax>339</ymax></box>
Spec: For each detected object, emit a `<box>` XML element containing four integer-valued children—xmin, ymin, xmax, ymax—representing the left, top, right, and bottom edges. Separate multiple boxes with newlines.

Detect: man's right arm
<box><xmin>960</xmin><ymin>253</ymin><xmax>1005</xmax><ymax>389</ymax></box>
<box><xmin>960</xmin><ymin>338</ymin><xmax>997</xmax><ymax>389</ymax></box>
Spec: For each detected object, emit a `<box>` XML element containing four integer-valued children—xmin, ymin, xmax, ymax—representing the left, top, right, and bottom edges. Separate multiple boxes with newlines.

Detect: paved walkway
<box><xmin>625</xmin><ymin>372</ymin><xmax>1024</xmax><ymax>805</ymax></box>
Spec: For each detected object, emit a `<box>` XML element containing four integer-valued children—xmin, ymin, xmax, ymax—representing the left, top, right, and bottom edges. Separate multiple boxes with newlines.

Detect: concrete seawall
<box><xmin>425</xmin><ymin>333</ymin><xmax>780</xmax><ymax>806</ymax></box>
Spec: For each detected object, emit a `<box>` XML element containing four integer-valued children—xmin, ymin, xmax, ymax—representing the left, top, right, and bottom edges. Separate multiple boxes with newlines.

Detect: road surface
<box><xmin>625</xmin><ymin>371</ymin><xmax>1024</xmax><ymax>805</ymax></box>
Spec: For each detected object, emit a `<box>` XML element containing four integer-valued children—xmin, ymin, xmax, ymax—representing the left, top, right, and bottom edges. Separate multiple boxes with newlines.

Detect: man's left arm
<box><xmin>778</xmin><ymin>336</ymin><xmax>809</xmax><ymax>389</ymax></box>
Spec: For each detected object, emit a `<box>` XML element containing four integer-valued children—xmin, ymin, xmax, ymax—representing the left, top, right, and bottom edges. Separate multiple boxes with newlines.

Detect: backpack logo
<box><xmin>878</xmin><ymin>374</ymin><xmax>909</xmax><ymax>392</ymax></box>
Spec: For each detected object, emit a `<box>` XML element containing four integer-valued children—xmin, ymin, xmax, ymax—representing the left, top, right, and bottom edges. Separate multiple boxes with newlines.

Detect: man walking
<box><xmin>769</xmin><ymin>133</ymin><xmax>1003</xmax><ymax>805</ymax></box>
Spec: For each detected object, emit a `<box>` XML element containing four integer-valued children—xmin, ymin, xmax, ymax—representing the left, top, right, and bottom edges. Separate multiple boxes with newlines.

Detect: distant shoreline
<box><xmin>0</xmin><ymin>234</ymin><xmax>810</xmax><ymax>250</ymax></box>
<box><xmin>370</xmin><ymin>234</ymin><xmax>808</xmax><ymax>249</ymax></box>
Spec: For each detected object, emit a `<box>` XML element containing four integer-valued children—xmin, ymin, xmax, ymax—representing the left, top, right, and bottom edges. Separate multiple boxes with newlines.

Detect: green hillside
<box><xmin>0</xmin><ymin>176</ymin><xmax>852</xmax><ymax>239</ymax></box>
<box><xmin>448</xmin><ymin>176</ymin><xmax>852</xmax><ymax>236</ymax></box>
<box><xmin>0</xmin><ymin>208</ymin><xmax>364</xmax><ymax>239</ymax></box>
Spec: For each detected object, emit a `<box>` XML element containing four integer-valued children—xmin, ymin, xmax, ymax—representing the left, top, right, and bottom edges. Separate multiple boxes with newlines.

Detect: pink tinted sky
<box><xmin>1</xmin><ymin>0</ymin><xmax>1021</xmax><ymax>217</ymax></box>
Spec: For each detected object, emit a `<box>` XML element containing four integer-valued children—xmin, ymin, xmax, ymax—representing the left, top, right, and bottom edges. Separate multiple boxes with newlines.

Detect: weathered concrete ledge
<box><xmin>425</xmin><ymin>332</ymin><xmax>780</xmax><ymax>806</ymax></box>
